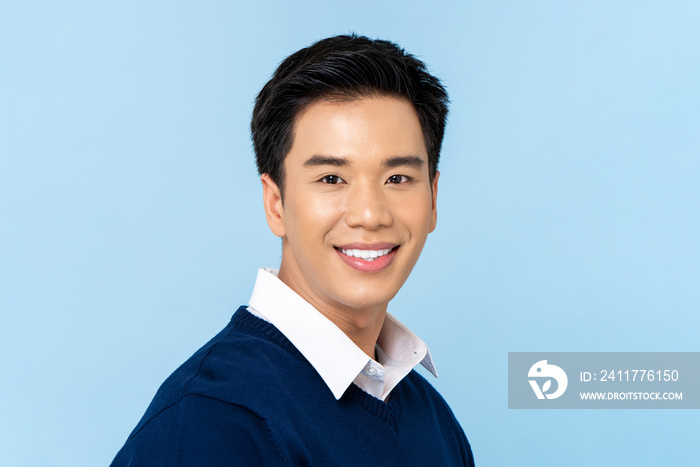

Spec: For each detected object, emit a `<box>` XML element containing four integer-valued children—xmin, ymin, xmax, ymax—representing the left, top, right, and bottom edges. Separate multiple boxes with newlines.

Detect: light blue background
<box><xmin>1</xmin><ymin>1</ymin><xmax>698</xmax><ymax>465</ymax></box>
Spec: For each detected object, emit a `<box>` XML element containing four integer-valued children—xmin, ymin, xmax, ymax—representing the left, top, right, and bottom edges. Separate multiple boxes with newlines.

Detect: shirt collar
<box><xmin>248</xmin><ymin>268</ymin><xmax>437</xmax><ymax>400</ymax></box>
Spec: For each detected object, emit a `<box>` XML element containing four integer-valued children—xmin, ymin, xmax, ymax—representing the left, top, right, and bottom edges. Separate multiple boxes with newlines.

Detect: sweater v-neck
<box><xmin>232</xmin><ymin>307</ymin><xmax>404</xmax><ymax>427</ymax></box>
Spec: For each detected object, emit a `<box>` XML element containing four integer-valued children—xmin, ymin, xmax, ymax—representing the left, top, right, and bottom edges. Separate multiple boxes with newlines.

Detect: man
<box><xmin>112</xmin><ymin>34</ymin><xmax>475</xmax><ymax>466</ymax></box>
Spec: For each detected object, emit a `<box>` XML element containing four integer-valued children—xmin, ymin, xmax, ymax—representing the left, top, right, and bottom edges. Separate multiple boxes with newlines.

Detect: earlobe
<box><xmin>429</xmin><ymin>171</ymin><xmax>439</xmax><ymax>233</ymax></box>
<box><xmin>261</xmin><ymin>174</ymin><xmax>286</xmax><ymax>238</ymax></box>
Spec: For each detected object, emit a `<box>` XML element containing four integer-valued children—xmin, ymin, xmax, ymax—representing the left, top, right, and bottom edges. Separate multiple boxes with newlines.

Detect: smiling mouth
<box><xmin>333</xmin><ymin>245</ymin><xmax>399</xmax><ymax>272</ymax></box>
<box><xmin>336</xmin><ymin>247</ymin><xmax>395</xmax><ymax>262</ymax></box>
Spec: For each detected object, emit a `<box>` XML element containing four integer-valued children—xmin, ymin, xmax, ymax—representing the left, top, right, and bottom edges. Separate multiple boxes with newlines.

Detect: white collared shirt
<box><xmin>247</xmin><ymin>268</ymin><xmax>438</xmax><ymax>401</ymax></box>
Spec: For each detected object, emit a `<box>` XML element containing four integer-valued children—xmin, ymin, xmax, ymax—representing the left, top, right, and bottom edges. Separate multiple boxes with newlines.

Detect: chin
<box><xmin>336</xmin><ymin>286</ymin><xmax>399</xmax><ymax>311</ymax></box>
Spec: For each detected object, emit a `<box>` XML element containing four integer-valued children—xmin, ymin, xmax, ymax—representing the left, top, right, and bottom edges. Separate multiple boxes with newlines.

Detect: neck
<box><xmin>277</xmin><ymin>265</ymin><xmax>387</xmax><ymax>360</ymax></box>
<box><xmin>327</xmin><ymin>306</ymin><xmax>386</xmax><ymax>360</ymax></box>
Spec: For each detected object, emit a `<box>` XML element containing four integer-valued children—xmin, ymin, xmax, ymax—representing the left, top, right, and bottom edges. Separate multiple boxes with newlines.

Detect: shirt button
<box><xmin>365</xmin><ymin>366</ymin><xmax>376</xmax><ymax>376</ymax></box>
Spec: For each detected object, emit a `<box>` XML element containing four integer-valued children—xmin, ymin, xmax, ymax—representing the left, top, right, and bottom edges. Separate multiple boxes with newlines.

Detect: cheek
<box><xmin>285</xmin><ymin>192</ymin><xmax>344</xmax><ymax>240</ymax></box>
<box><xmin>395</xmin><ymin>194</ymin><xmax>434</xmax><ymax>232</ymax></box>
<box><xmin>309</xmin><ymin>196</ymin><xmax>344</xmax><ymax>221</ymax></box>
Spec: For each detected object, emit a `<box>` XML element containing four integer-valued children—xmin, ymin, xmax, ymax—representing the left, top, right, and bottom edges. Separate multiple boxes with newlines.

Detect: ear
<box><xmin>261</xmin><ymin>174</ymin><xmax>286</xmax><ymax>238</ymax></box>
<box><xmin>429</xmin><ymin>170</ymin><xmax>439</xmax><ymax>233</ymax></box>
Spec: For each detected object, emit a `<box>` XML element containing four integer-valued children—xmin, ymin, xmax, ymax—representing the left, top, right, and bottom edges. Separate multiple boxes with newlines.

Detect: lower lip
<box><xmin>335</xmin><ymin>247</ymin><xmax>398</xmax><ymax>273</ymax></box>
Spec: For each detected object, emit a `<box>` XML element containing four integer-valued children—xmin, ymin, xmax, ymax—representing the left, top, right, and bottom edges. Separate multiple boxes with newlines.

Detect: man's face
<box><xmin>262</xmin><ymin>96</ymin><xmax>438</xmax><ymax>322</ymax></box>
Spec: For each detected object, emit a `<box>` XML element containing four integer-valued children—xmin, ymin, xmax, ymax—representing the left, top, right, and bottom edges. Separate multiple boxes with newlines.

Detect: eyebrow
<box><xmin>303</xmin><ymin>155</ymin><xmax>349</xmax><ymax>167</ymax></box>
<box><xmin>303</xmin><ymin>154</ymin><xmax>426</xmax><ymax>169</ymax></box>
<box><xmin>382</xmin><ymin>156</ymin><xmax>426</xmax><ymax>169</ymax></box>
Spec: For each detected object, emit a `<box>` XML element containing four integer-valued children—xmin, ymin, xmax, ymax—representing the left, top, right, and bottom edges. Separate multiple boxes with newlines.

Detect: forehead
<box><xmin>286</xmin><ymin>96</ymin><xmax>428</xmax><ymax>166</ymax></box>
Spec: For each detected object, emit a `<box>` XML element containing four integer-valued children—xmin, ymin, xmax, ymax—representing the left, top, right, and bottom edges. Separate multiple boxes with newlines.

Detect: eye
<box><xmin>320</xmin><ymin>174</ymin><xmax>345</xmax><ymax>184</ymax></box>
<box><xmin>386</xmin><ymin>174</ymin><xmax>411</xmax><ymax>184</ymax></box>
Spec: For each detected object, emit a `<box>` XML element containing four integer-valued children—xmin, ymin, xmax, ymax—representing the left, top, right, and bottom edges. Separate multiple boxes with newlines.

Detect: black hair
<box><xmin>251</xmin><ymin>34</ymin><xmax>449</xmax><ymax>195</ymax></box>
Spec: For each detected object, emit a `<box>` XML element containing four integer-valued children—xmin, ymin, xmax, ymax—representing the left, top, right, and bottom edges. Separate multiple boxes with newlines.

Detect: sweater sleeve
<box><xmin>111</xmin><ymin>394</ymin><xmax>290</xmax><ymax>466</ymax></box>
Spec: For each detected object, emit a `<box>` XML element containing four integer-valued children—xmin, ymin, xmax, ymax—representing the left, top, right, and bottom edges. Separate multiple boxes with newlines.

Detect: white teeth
<box><xmin>339</xmin><ymin>248</ymin><xmax>393</xmax><ymax>260</ymax></box>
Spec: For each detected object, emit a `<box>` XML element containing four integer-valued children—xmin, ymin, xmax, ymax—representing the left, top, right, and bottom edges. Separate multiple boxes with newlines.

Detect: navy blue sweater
<box><xmin>112</xmin><ymin>307</ymin><xmax>475</xmax><ymax>466</ymax></box>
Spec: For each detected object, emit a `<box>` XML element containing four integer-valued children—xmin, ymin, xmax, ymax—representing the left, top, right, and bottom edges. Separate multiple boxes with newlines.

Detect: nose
<box><xmin>344</xmin><ymin>182</ymin><xmax>393</xmax><ymax>230</ymax></box>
